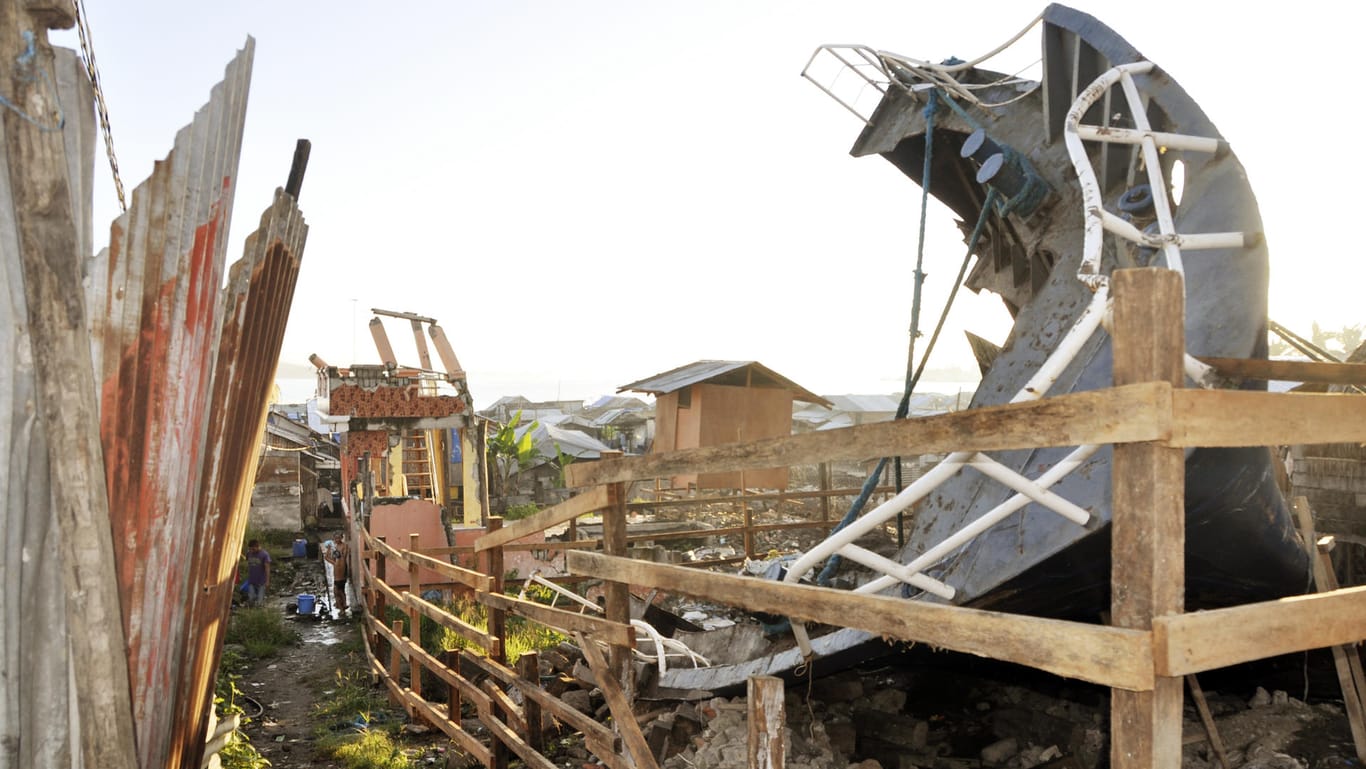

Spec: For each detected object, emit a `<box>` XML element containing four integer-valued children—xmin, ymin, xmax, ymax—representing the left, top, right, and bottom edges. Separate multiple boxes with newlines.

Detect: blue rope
<box><xmin>0</xmin><ymin>30</ymin><xmax>67</xmax><ymax>132</ymax></box>
<box><xmin>814</xmin><ymin>106</ymin><xmax>1002</xmax><ymax>589</ymax></box>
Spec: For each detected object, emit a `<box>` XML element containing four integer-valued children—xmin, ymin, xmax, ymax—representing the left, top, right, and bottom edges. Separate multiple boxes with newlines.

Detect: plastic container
<box><xmin>297</xmin><ymin>594</ymin><xmax>316</xmax><ymax>615</ymax></box>
<box><xmin>292</xmin><ymin>538</ymin><xmax>308</xmax><ymax>558</ymax></box>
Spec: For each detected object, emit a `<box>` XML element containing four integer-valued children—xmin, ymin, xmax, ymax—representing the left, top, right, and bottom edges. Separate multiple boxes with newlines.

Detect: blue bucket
<box><xmin>297</xmin><ymin>594</ymin><xmax>316</xmax><ymax>615</ymax></box>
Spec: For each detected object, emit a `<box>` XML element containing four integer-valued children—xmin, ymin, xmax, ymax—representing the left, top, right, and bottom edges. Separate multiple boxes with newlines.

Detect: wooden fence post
<box><xmin>600</xmin><ymin>450</ymin><xmax>631</xmax><ymax>688</ymax></box>
<box><xmin>374</xmin><ymin>536</ymin><xmax>387</xmax><ymax>648</ymax></box>
<box><xmin>409</xmin><ymin>532</ymin><xmax>422</xmax><ymax>700</ymax></box>
<box><xmin>445</xmin><ymin>649</ymin><xmax>462</xmax><ymax>734</ymax></box>
<box><xmin>389</xmin><ymin>618</ymin><xmax>404</xmax><ymax>701</ymax></box>
<box><xmin>518</xmin><ymin>652</ymin><xmax>544</xmax><ymax>754</ymax></box>
<box><xmin>748</xmin><ymin>676</ymin><xmax>785</xmax><ymax>769</ymax></box>
<box><xmin>1110</xmin><ymin>268</ymin><xmax>1185</xmax><ymax>769</ymax></box>
<box><xmin>741</xmin><ymin>472</ymin><xmax>754</xmax><ymax>561</ymax></box>
<box><xmin>488</xmin><ymin>516</ymin><xmax>507</xmax><ymax>665</ymax></box>
<box><xmin>819</xmin><ymin>462</ymin><xmax>831</xmax><ymax>525</ymax></box>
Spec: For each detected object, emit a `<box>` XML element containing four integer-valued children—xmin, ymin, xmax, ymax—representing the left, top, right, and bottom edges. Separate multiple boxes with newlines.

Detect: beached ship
<box><xmin>661</xmin><ymin>3</ymin><xmax>1311</xmax><ymax>690</ymax></box>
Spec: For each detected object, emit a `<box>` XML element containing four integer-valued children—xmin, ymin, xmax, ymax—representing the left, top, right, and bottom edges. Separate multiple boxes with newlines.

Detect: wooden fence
<box><xmin>358</xmin><ymin>269</ymin><xmax>1366</xmax><ymax>769</ymax></box>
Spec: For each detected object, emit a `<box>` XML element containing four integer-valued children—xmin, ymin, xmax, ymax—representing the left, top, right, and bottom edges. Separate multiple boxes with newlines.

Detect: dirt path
<box><xmin>235</xmin><ymin>602</ymin><xmax>357</xmax><ymax>769</ymax></box>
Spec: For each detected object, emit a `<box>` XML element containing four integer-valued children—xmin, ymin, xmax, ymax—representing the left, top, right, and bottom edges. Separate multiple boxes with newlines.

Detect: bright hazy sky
<box><xmin>59</xmin><ymin>2</ymin><xmax>1359</xmax><ymax>405</ymax></box>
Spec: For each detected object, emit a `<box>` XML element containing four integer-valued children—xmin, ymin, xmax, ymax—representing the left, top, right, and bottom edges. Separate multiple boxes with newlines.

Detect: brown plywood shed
<box><xmin>620</xmin><ymin>361</ymin><xmax>829</xmax><ymax>490</ymax></box>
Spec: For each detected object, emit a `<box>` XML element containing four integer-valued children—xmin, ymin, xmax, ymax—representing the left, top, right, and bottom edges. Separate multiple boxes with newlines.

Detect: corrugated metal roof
<box><xmin>824</xmin><ymin>394</ymin><xmax>900</xmax><ymax>413</ymax></box>
<box><xmin>618</xmin><ymin>360</ymin><xmax>832</xmax><ymax>407</ymax></box>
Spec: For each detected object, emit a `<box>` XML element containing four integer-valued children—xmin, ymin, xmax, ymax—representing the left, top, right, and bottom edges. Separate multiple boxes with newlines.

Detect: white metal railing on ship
<box><xmin>786</xmin><ymin>53</ymin><xmax>1248</xmax><ymax>659</ymax></box>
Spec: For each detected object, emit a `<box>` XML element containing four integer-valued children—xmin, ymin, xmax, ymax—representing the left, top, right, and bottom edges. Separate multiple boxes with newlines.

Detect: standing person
<box><xmin>245</xmin><ymin>539</ymin><xmax>271</xmax><ymax>606</ymax></box>
<box><xmin>324</xmin><ymin>532</ymin><xmax>350</xmax><ymax>616</ymax></box>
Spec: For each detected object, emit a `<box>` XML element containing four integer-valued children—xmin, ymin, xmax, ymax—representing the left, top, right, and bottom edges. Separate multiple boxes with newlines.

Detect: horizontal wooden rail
<box><xmin>458</xmin><ymin>650</ymin><xmax>622</xmax><ymax>751</ymax></box>
<box><xmin>1196</xmin><ymin>356</ymin><xmax>1366</xmax><ymax>385</ymax></box>
<box><xmin>565</xmin><ymin>382</ymin><xmax>1170</xmax><ymax>486</ymax></box>
<box><xmin>1169</xmin><ymin>390</ymin><xmax>1366</xmax><ymax>448</ymax></box>
<box><xmin>568</xmin><ymin>551</ymin><xmax>1154</xmax><ymax>691</ymax></box>
<box><xmin>626</xmin><ymin>485</ymin><xmax>898</xmax><ymax>510</ymax></box>
<box><xmin>479</xmin><ymin>592</ymin><xmax>635</xmax><ymax>648</ymax></box>
<box><xmin>475</xmin><ymin>486</ymin><xmax>609</xmax><ymax>552</ymax></box>
<box><xmin>363</xmin><ymin>617</ymin><xmax>492</xmax><ymax>764</ymax></box>
<box><xmin>362</xmin><ymin>527</ymin><xmax>491</xmax><ymax>591</ymax></box>
<box><xmin>1155</xmin><ymin>585</ymin><xmax>1366</xmax><ymax>676</ymax></box>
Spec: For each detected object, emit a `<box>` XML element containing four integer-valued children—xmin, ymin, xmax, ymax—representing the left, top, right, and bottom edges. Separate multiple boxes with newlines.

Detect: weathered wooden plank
<box><xmin>1110</xmin><ymin>268</ymin><xmax>1186</xmax><ymax>769</ymax></box>
<box><xmin>404</xmin><ymin>688</ymin><xmax>494</xmax><ymax>767</ymax></box>
<box><xmin>575</xmin><ymin>632</ymin><xmax>662</xmax><ymax>769</ymax></box>
<box><xmin>1197</xmin><ymin>356</ymin><xmax>1366</xmax><ymax>385</ymax></box>
<box><xmin>406</xmin><ymin>549</ymin><xmax>492</xmax><ymax>592</ymax></box>
<box><xmin>748</xmin><ymin>676</ymin><xmax>785</xmax><ymax>769</ymax></box>
<box><xmin>474</xmin><ymin>486</ymin><xmax>608</xmax><ymax>552</ymax></box>
<box><xmin>2</xmin><ymin>7</ymin><xmax>138</xmax><ymax>768</ymax></box>
<box><xmin>479</xmin><ymin>592</ymin><xmax>634</xmax><ymax>648</ymax></box>
<box><xmin>1170</xmin><ymin>390</ymin><xmax>1366</xmax><ymax>447</ymax></box>
<box><xmin>568</xmin><ymin>551</ymin><xmax>1153</xmax><ymax>691</ymax></box>
<box><xmin>1154</xmin><ymin>586</ymin><xmax>1366</xmax><ymax>675</ymax></box>
<box><xmin>565</xmin><ymin>383</ymin><xmax>1172</xmax><ymax>487</ymax></box>
<box><xmin>481</xmin><ymin>705</ymin><xmax>558</xmax><ymax>769</ymax></box>
<box><xmin>481</xmin><ymin>678</ymin><xmax>528</xmax><ymax>734</ymax></box>
<box><xmin>460</xmin><ymin>651</ymin><xmax>621</xmax><ymax>748</ymax></box>
<box><xmin>363</xmin><ymin>526</ymin><xmax>491</xmax><ymax>591</ymax></box>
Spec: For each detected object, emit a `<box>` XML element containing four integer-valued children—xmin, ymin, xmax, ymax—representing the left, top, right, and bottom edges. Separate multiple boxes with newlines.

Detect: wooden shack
<box><xmin>619</xmin><ymin>360</ymin><xmax>830</xmax><ymax>490</ymax></box>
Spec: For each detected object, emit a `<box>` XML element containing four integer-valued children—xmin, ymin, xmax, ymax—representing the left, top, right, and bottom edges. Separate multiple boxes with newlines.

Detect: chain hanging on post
<box><xmin>72</xmin><ymin>0</ymin><xmax>125</xmax><ymax>212</ymax></box>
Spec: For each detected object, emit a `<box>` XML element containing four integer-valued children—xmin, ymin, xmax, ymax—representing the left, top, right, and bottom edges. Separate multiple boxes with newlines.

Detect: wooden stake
<box><xmin>748</xmin><ymin>676</ymin><xmax>786</xmax><ymax>769</ymax></box>
<box><xmin>409</xmin><ymin>532</ymin><xmax>422</xmax><ymax>700</ymax></box>
<box><xmin>1184</xmin><ymin>674</ymin><xmax>1230</xmax><ymax>769</ymax></box>
<box><xmin>1109</xmin><ymin>268</ymin><xmax>1186</xmax><ymax>769</ymax></box>
<box><xmin>600</xmin><ymin>450</ymin><xmax>631</xmax><ymax>687</ymax></box>
<box><xmin>518</xmin><ymin>652</ymin><xmax>544</xmax><ymax>754</ymax></box>
<box><xmin>1292</xmin><ymin>497</ymin><xmax>1366</xmax><ymax>762</ymax></box>
<box><xmin>488</xmin><ymin>516</ymin><xmax>507</xmax><ymax>665</ymax></box>
<box><xmin>576</xmin><ymin>632</ymin><xmax>661</xmax><ymax>769</ymax></box>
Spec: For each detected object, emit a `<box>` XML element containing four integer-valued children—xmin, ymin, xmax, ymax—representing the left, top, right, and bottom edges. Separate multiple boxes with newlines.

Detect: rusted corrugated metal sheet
<box><xmin>173</xmin><ymin>186</ymin><xmax>309</xmax><ymax>769</ymax></box>
<box><xmin>83</xmin><ymin>40</ymin><xmax>255</xmax><ymax>769</ymax></box>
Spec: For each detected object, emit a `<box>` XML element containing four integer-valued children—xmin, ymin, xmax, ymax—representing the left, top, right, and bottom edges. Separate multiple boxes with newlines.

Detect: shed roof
<box><xmin>619</xmin><ymin>360</ymin><xmax>832</xmax><ymax>407</ymax></box>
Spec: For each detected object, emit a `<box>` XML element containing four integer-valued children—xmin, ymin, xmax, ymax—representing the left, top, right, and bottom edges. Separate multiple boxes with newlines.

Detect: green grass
<box><xmin>319</xmin><ymin>729</ymin><xmax>411</xmax><ymax>769</ymax></box>
<box><xmin>436</xmin><ymin>596</ymin><xmax>566</xmax><ymax>663</ymax></box>
<box><xmin>504</xmin><ymin>502</ymin><xmax>540</xmax><ymax>521</ymax></box>
<box><xmin>226</xmin><ymin>607</ymin><xmax>300</xmax><ymax>658</ymax></box>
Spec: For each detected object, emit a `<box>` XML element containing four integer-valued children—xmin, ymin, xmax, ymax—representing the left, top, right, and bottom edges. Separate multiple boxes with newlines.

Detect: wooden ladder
<box><xmin>402</xmin><ymin>430</ymin><xmax>434</xmax><ymax>499</ymax></box>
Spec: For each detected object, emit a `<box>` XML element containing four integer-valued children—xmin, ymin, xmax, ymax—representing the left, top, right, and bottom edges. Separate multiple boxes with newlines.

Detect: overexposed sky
<box><xmin>59</xmin><ymin>2</ymin><xmax>1360</xmax><ymax>404</ymax></box>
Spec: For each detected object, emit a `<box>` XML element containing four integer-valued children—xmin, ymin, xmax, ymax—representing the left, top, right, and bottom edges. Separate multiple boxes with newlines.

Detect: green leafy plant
<box><xmin>486</xmin><ymin>410</ymin><xmax>542</xmax><ymax>509</ymax></box>
<box><xmin>505</xmin><ymin>502</ymin><xmax>540</xmax><ymax>521</ymax></box>
<box><xmin>553</xmin><ymin>443</ymin><xmax>577</xmax><ymax>488</ymax></box>
<box><xmin>225</xmin><ymin>607</ymin><xmax>300</xmax><ymax>658</ymax></box>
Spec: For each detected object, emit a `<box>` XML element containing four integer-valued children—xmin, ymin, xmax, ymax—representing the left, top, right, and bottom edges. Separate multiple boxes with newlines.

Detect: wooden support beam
<box><xmin>1109</xmin><ymin>268</ymin><xmax>1186</xmax><ymax>769</ymax></box>
<box><xmin>1196</xmin><ymin>356</ymin><xmax>1366</xmax><ymax>386</ymax></box>
<box><xmin>1169</xmin><ymin>390</ymin><xmax>1366</xmax><ymax>447</ymax></box>
<box><xmin>479</xmin><ymin>591</ymin><xmax>635</xmax><ymax>648</ymax></box>
<box><xmin>405</xmin><ymin>549</ymin><xmax>493</xmax><ymax>593</ymax></box>
<box><xmin>1291</xmin><ymin>497</ymin><xmax>1366</xmax><ymax>763</ymax></box>
<box><xmin>1185</xmin><ymin>675</ymin><xmax>1230</xmax><ymax>769</ymax></box>
<box><xmin>460</xmin><ymin>650</ymin><xmax>622</xmax><ymax>750</ymax></box>
<box><xmin>481</xmin><ymin>679</ymin><xmax>528</xmax><ymax>735</ymax></box>
<box><xmin>748</xmin><ymin>676</ymin><xmax>785</xmax><ymax>769</ymax></box>
<box><xmin>565</xmin><ymin>383</ymin><xmax>1172</xmax><ymax>487</ymax></box>
<box><xmin>409</xmin><ymin>533</ymin><xmax>423</xmax><ymax>700</ymax></box>
<box><xmin>576</xmin><ymin>632</ymin><xmax>662</xmax><ymax>769</ymax></box>
<box><xmin>488</xmin><ymin>517</ymin><xmax>507</xmax><ymax>666</ymax></box>
<box><xmin>1156</xmin><ymin>585</ymin><xmax>1366</xmax><ymax>675</ymax></box>
<box><xmin>474</xmin><ymin>486</ymin><xmax>609</xmax><ymax>552</ymax></box>
<box><xmin>568</xmin><ymin>551</ymin><xmax>1153</xmax><ymax>690</ymax></box>
<box><xmin>600</xmin><ymin>453</ymin><xmax>632</xmax><ymax>688</ymax></box>
<box><xmin>518</xmin><ymin>653</ymin><xmax>545</xmax><ymax>755</ymax></box>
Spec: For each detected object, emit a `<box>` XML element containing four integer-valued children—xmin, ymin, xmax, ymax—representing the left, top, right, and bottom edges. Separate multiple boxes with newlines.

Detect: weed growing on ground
<box><xmin>436</xmin><ymin>596</ymin><xmax>565</xmax><ymax>663</ymax></box>
<box><xmin>226</xmin><ymin>607</ymin><xmax>300</xmax><ymax>658</ymax></box>
<box><xmin>322</xmin><ymin>729</ymin><xmax>411</xmax><ymax>769</ymax></box>
<box><xmin>214</xmin><ymin>647</ymin><xmax>271</xmax><ymax>769</ymax></box>
<box><xmin>314</xmin><ymin>665</ymin><xmax>411</xmax><ymax>769</ymax></box>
